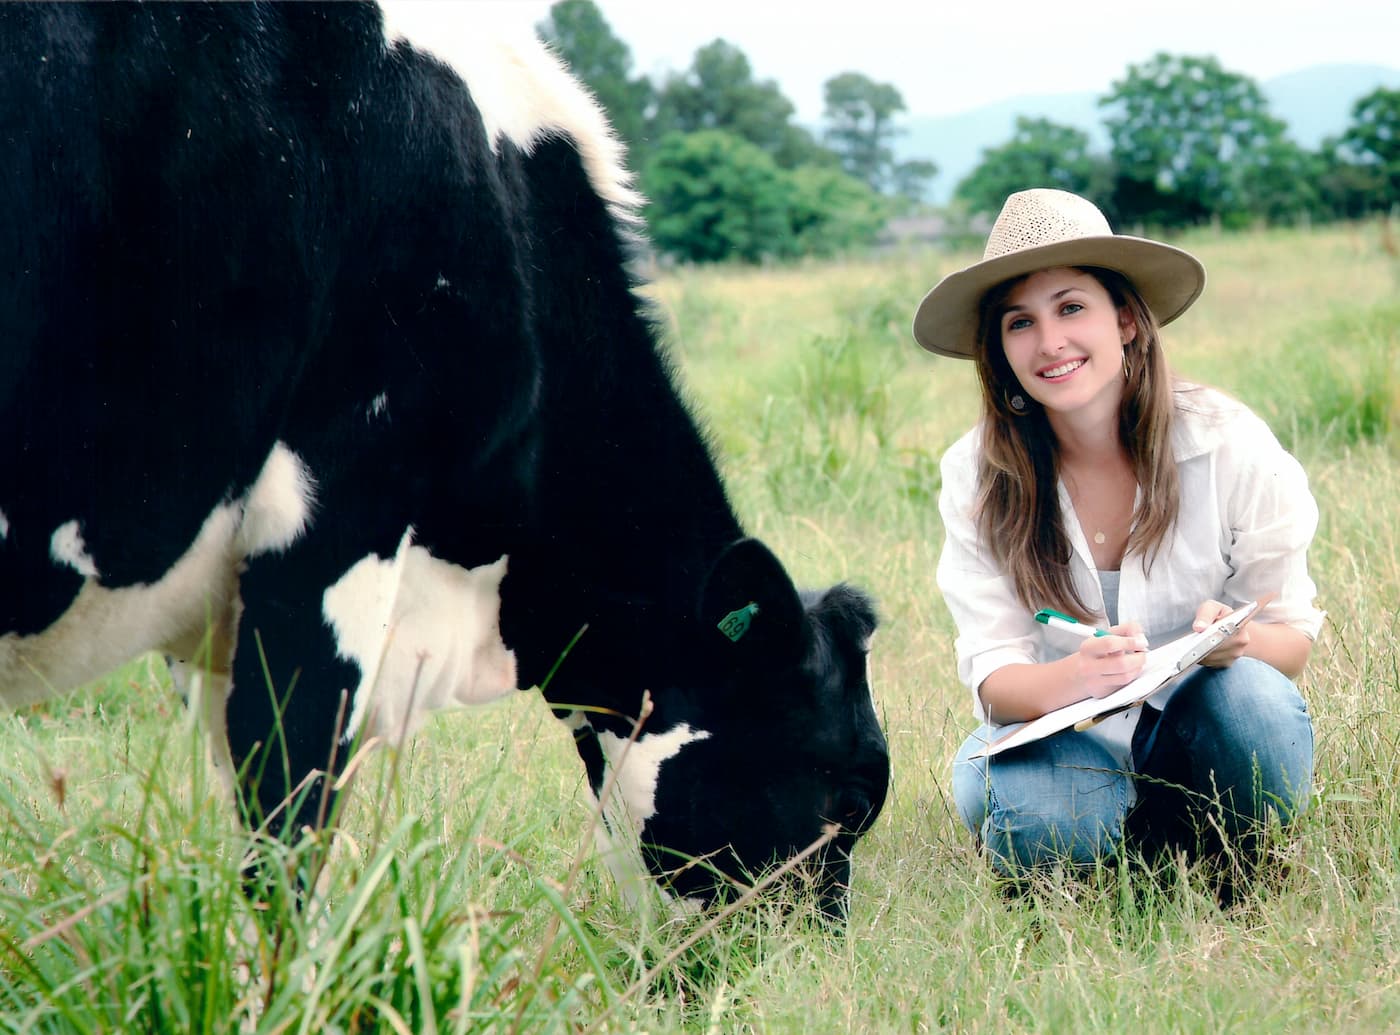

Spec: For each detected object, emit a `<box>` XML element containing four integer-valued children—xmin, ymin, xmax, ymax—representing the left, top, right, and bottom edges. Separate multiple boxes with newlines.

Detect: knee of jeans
<box><xmin>1173</xmin><ymin>658</ymin><xmax>1314</xmax><ymax>814</ymax></box>
<box><xmin>951</xmin><ymin>735</ymin><xmax>992</xmax><ymax>836</ymax></box>
<box><xmin>979</xmin><ymin>749</ymin><xmax>1130</xmax><ymax>875</ymax></box>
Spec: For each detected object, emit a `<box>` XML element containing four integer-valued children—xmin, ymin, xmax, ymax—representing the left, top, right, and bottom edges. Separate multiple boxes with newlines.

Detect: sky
<box><xmin>475</xmin><ymin>0</ymin><xmax>1400</xmax><ymax>121</ymax></box>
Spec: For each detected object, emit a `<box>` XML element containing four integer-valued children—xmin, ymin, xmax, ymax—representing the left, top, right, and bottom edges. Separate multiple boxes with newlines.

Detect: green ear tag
<box><xmin>717</xmin><ymin>602</ymin><xmax>760</xmax><ymax>643</ymax></box>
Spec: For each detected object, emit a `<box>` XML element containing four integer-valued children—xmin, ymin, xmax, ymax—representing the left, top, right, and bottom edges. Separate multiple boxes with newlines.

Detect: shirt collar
<box><xmin>1170</xmin><ymin>384</ymin><xmax>1239</xmax><ymax>463</ymax></box>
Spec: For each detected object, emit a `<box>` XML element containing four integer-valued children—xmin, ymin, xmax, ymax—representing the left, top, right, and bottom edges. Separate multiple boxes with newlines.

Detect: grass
<box><xmin>5</xmin><ymin>218</ymin><xmax>1400</xmax><ymax>1031</ymax></box>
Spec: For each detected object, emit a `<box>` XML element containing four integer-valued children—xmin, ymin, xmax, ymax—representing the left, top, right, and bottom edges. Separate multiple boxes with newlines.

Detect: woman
<box><xmin>914</xmin><ymin>189</ymin><xmax>1323</xmax><ymax>883</ymax></box>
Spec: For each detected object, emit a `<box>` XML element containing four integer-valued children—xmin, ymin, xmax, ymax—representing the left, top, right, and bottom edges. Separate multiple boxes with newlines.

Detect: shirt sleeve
<box><xmin>1218</xmin><ymin>410</ymin><xmax>1326</xmax><ymax>639</ymax></box>
<box><xmin>936</xmin><ymin>430</ymin><xmax>1040</xmax><ymax>722</ymax></box>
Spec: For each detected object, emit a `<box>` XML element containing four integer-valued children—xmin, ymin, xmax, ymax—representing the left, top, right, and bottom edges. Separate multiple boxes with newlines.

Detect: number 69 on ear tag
<box><xmin>718</xmin><ymin>602</ymin><xmax>760</xmax><ymax>642</ymax></box>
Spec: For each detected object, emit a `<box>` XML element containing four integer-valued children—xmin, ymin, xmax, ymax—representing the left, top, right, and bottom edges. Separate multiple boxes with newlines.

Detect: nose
<box><xmin>1035</xmin><ymin>321</ymin><xmax>1068</xmax><ymax>356</ymax></box>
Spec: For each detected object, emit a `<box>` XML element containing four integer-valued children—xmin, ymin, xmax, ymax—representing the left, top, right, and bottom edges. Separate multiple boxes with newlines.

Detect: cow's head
<box><xmin>569</xmin><ymin>539</ymin><xmax>888</xmax><ymax>923</ymax></box>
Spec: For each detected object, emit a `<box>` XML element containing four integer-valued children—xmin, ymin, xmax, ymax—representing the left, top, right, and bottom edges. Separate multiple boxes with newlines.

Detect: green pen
<box><xmin>1034</xmin><ymin>608</ymin><xmax>1110</xmax><ymax>639</ymax></box>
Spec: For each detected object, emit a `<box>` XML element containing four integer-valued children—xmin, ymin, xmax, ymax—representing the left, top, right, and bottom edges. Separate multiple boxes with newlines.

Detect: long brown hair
<box><xmin>971</xmin><ymin>266</ymin><xmax>1180</xmax><ymax>621</ymax></box>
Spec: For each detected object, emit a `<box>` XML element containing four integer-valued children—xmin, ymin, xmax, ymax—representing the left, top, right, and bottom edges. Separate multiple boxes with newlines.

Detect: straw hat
<box><xmin>911</xmin><ymin>189</ymin><xmax>1206</xmax><ymax>360</ymax></box>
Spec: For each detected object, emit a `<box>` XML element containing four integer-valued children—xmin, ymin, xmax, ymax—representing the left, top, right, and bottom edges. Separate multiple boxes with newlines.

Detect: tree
<box><xmin>640</xmin><ymin>131</ymin><xmax>885</xmax><ymax>263</ymax></box>
<box><xmin>1335</xmin><ymin>86</ymin><xmax>1400</xmax><ymax>209</ymax></box>
<box><xmin>1234</xmin><ymin>136</ymin><xmax>1319</xmax><ymax>224</ymax></box>
<box><xmin>786</xmin><ymin>165</ymin><xmax>889</xmax><ymax>256</ymax></box>
<box><xmin>889</xmin><ymin>158</ymin><xmax>939</xmax><ymax>208</ymax></box>
<box><xmin>822</xmin><ymin>72</ymin><xmax>906</xmax><ymax>192</ymax></box>
<box><xmin>955</xmin><ymin>117</ymin><xmax>1112</xmax><ymax>217</ymax></box>
<box><xmin>649</xmin><ymin>40</ymin><xmax>822</xmax><ymax>168</ymax></box>
<box><xmin>1101</xmin><ymin>53</ymin><xmax>1300</xmax><ymax>227</ymax></box>
<box><xmin>1315</xmin><ymin>138</ymin><xmax>1386</xmax><ymax>220</ymax></box>
<box><xmin>641</xmin><ymin>130</ymin><xmax>795</xmax><ymax>263</ymax></box>
<box><xmin>537</xmin><ymin>0</ymin><xmax>652</xmax><ymax>160</ymax></box>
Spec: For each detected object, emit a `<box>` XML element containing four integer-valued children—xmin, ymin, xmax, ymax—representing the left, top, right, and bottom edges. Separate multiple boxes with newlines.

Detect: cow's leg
<box><xmin>166</xmin><ymin>659</ymin><xmax>238</xmax><ymax>803</ymax></box>
<box><xmin>224</xmin><ymin>546</ymin><xmax>364</xmax><ymax>840</ymax></box>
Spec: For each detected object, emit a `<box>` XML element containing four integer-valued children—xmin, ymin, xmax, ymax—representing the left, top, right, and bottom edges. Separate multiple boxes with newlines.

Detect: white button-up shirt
<box><xmin>937</xmin><ymin>385</ymin><xmax>1325</xmax><ymax>769</ymax></box>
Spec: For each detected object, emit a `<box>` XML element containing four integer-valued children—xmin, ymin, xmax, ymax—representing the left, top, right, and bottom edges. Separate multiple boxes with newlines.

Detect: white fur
<box><xmin>323</xmin><ymin>530</ymin><xmax>518</xmax><ymax>744</ymax></box>
<box><xmin>585</xmin><ymin>721</ymin><xmax>711</xmax><ymax>914</ymax></box>
<box><xmin>2</xmin><ymin>504</ymin><xmax>242</xmax><ymax>710</ymax></box>
<box><xmin>378</xmin><ymin>1</ymin><xmax>642</xmax><ymax>223</ymax></box>
<box><xmin>367</xmin><ymin>392</ymin><xmax>389</xmax><ymax>421</ymax></box>
<box><xmin>50</xmin><ymin>520</ymin><xmax>99</xmax><ymax>577</ymax></box>
<box><xmin>3</xmin><ymin>442</ymin><xmax>308</xmax><ymax>713</ymax></box>
<box><xmin>237</xmin><ymin>443</ymin><xmax>316</xmax><ymax>558</ymax></box>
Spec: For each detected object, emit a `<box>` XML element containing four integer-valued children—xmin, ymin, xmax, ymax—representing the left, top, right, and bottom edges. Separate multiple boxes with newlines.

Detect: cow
<box><xmin>0</xmin><ymin>2</ymin><xmax>888</xmax><ymax>921</ymax></box>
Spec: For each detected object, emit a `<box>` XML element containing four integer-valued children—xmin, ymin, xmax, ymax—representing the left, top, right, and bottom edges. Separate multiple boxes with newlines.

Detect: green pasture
<box><xmin>3</xmin><ymin>222</ymin><xmax>1399</xmax><ymax>1032</ymax></box>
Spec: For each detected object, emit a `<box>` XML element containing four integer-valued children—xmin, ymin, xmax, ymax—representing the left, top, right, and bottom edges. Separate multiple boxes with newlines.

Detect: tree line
<box><xmin>957</xmin><ymin>54</ymin><xmax>1399</xmax><ymax>232</ymax></box>
<box><xmin>539</xmin><ymin>1</ymin><xmax>1400</xmax><ymax>263</ymax></box>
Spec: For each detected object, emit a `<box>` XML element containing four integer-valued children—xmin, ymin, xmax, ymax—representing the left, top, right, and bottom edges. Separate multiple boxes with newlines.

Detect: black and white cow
<box><xmin>0</xmin><ymin>2</ymin><xmax>888</xmax><ymax>919</ymax></box>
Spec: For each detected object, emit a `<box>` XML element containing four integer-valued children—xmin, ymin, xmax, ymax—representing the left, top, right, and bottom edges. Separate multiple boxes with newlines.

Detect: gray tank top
<box><xmin>1099</xmin><ymin>569</ymin><xmax>1121</xmax><ymax>627</ymax></box>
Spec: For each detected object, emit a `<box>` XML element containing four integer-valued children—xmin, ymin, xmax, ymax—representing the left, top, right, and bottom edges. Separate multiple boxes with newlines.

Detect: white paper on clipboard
<box><xmin>969</xmin><ymin>598</ymin><xmax>1263</xmax><ymax>760</ymax></box>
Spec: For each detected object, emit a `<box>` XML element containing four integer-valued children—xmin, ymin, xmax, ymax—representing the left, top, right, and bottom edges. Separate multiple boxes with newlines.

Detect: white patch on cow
<box><xmin>366</xmin><ymin>392</ymin><xmax>389</xmax><ymax>421</ymax></box>
<box><xmin>559</xmin><ymin>709</ymin><xmax>586</xmax><ymax>731</ymax></box>
<box><xmin>50</xmin><ymin>520</ymin><xmax>99</xmax><ymax>578</ymax></box>
<box><xmin>379</xmin><ymin>2</ymin><xmax>642</xmax><ymax>222</ymax></box>
<box><xmin>0</xmin><ymin>508</ymin><xmax>9</xmax><ymax>540</ymax></box>
<box><xmin>585</xmin><ymin>722</ymin><xmax>711</xmax><ymax>914</ymax></box>
<box><xmin>324</xmin><ymin>531</ymin><xmax>518</xmax><ymax>745</ymax></box>
<box><xmin>3</xmin><ymin>504</ymin><xmax>242</xmax><ymax>711</ymax></box>
<box><xmin>238</xmin><ymin>443</ymin><xmax>316</xmax><ymax>558</ymax></box>
<box><xmin>595</xmin><ymin>723</ymin><xmax>710</xmax><ymax>827</ymax></box>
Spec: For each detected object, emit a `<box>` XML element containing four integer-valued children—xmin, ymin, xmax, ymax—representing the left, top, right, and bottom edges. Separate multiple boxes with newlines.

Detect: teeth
<box><xmin>1040</xmin><ymin>359</ymin><xmax>1084</xmax><ymax>379</ymax></box>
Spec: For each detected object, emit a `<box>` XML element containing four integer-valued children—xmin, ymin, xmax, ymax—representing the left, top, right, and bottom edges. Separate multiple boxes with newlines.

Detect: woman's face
<box><xmin>998</xmin><ymin>267</ymin><xmax>1136</xmax><ymax>427</ymax></box>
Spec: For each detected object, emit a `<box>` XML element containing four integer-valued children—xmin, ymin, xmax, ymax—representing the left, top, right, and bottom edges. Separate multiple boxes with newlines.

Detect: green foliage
<box><xmin>889</xmin><ymin>157</ymin><xmax>939</xmax><ymax>207</ymax></box>
<box><xmin>535</xmin><ymin>0</ymin><xmax>1397</xmax><ymax>258</ymax></box>
<box><xmin>821</xmin><ymin>71</ymin><xmax>909</xmax><ymax>192</ymax></box>
<box><xmin>1314</xmin><ymin>141</ymin><xmax>1388</xmax><ymax>220</ymax></box>
<box><xmin>785</xmin><ymin>164</ymin><xmax>891</xmax><ymax>256</ymax></box>
<box><xmin>956</xmin><ymin>116</ymin><xmax>1114</xmax><ymax>217</ymax></box>
<box><xmin>1102</xmin><ymin>53</ymin><xmax>1296</xmax><ymax>227</ymax></box>
<box><xmin>1335</xmin><ymin>87</ymin><xmax>1400</xmax><ymax>209</ymax></box>
<box><xmin>641</xmin><ymin>131</ymin><xmax>886</xmax><ymax>263</ymax></box>
<box><xmin>641</xmin><ymin>130</ymin><xmax>796</xmax><ymax>263</ymax></box>
<box><xmin>649</xmin><ymin>39</ymin><xmax>823</xmax><ymax>170</ymax></box>
<box><xmin>535</xmin><ymin>0</ymin><xmax>651</xmax><ymax>159</ymax></box>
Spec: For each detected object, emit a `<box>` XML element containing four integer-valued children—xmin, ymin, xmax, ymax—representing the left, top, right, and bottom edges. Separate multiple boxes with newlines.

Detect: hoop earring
<box><xmin>1122</xmin><ymin>342</ymin><xmax>1135</xmax><ymax>382</ymax></box>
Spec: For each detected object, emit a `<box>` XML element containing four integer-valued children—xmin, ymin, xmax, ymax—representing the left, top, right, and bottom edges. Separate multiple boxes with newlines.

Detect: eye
<box><xmin>1060</xmin><ymin>301</ymin><xmax>1084</xmax><ymax>316</ymax></box>
<box><xmin>1004</xmin><ymin>314</ymin><xmax>1031</xmax><ymax>333</ymax></box>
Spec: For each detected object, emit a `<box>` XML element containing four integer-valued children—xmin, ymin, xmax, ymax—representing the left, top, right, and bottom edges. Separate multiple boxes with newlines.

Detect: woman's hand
<box><xmin>1073</xmin><ymin>622</ymin><xmax>1150</xmax><ymax>698</ymax></box>
<box><xmin>1192</xmin><ymin>599</ymin><xmax>1249</xmax><ymax>668</ymax></box>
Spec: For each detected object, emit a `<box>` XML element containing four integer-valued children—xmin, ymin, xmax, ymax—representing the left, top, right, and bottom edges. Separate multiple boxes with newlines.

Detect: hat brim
<box><xmin>911</xmin><ymin>235</ymin><xmax>1206</xmax><ymax>359</ymax></box>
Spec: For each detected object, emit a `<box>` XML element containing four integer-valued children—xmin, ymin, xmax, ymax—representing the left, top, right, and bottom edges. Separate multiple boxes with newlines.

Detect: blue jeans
<box><xmin>951</xmin><ymin>658</ymin><xmax>1313</xmax><ymax>877</ymax></box>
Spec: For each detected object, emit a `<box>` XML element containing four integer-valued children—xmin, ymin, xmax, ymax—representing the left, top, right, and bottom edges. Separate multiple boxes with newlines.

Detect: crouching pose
<box><xmin>913</xmin><ymin>189</ymin><xmax>1322</xmax><ymax>889</ymax></box>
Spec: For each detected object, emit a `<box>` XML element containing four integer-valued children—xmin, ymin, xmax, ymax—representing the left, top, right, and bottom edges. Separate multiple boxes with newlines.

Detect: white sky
<box><xmin>474</xmin><ymin>0</ymin><xmax>1400</xmax><ymax>120</ymax></box>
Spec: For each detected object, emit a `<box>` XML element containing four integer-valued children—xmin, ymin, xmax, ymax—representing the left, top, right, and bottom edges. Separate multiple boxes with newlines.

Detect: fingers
<box><xmin>1193</xmin><ymin>599</ymin><xmax>1231</xmax><ymax>632</ymax></box>
<box><xmin>1084</xmin><ymin>624</ymin><xmax>1148</xmax><ymax>657</ymax></box>
<box><xmin>1076</xmin><ymin>627</ymin><xmax>1149</xmax><ymax>696</ymax></box>
<box><xmin>1200</xmin><ymin>625</ymin><xmax>1250</xmax><ymax>668</ymax></box>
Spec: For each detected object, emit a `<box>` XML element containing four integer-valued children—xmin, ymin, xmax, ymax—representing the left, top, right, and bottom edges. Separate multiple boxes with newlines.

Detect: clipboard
<box><xmin>968</xmin><ymin>598</ymin><xmax>1264</xmax><ymax>760</ymax></box>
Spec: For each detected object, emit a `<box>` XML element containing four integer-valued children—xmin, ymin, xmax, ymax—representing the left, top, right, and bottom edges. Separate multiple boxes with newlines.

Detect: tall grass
<box><xmin>4</xmin><ymin>220</ymin><xmax>1400</xmax><ymax>1031</ymax></box>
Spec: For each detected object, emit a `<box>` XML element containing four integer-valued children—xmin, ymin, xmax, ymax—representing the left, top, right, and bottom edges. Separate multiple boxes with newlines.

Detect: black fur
<box><xmin>0</xmin><ymin>2</ymin><xmax>888</xmax><ymax>919</ymax></box>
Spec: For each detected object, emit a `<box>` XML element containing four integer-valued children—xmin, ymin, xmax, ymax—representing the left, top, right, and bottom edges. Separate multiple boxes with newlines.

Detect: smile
<box><xmin>1038</xmin><ymin>358</ymin><xmax>1085</xmax><ymax>379</ymax></box>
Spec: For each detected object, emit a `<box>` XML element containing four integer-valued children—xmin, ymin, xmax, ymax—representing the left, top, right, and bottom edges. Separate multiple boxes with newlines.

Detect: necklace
<box><xmin>1062</xmin><ymin>468</ymin><xmax>1133</xmax><ymax>552</ymax></box>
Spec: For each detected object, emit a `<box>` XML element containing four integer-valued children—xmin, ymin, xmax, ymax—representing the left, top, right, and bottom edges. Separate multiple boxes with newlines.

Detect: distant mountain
<box><xmin>896</xmin><ymin>63</ymin><xmax>1400</xmax><ymax>204</ymax></box>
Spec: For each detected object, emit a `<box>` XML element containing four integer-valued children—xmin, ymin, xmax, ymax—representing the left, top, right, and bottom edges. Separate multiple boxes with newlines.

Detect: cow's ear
<box><xmin>699</xmin><ymin>538</ymin><xmax>806</xmax><ymax>671</ymax></box>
